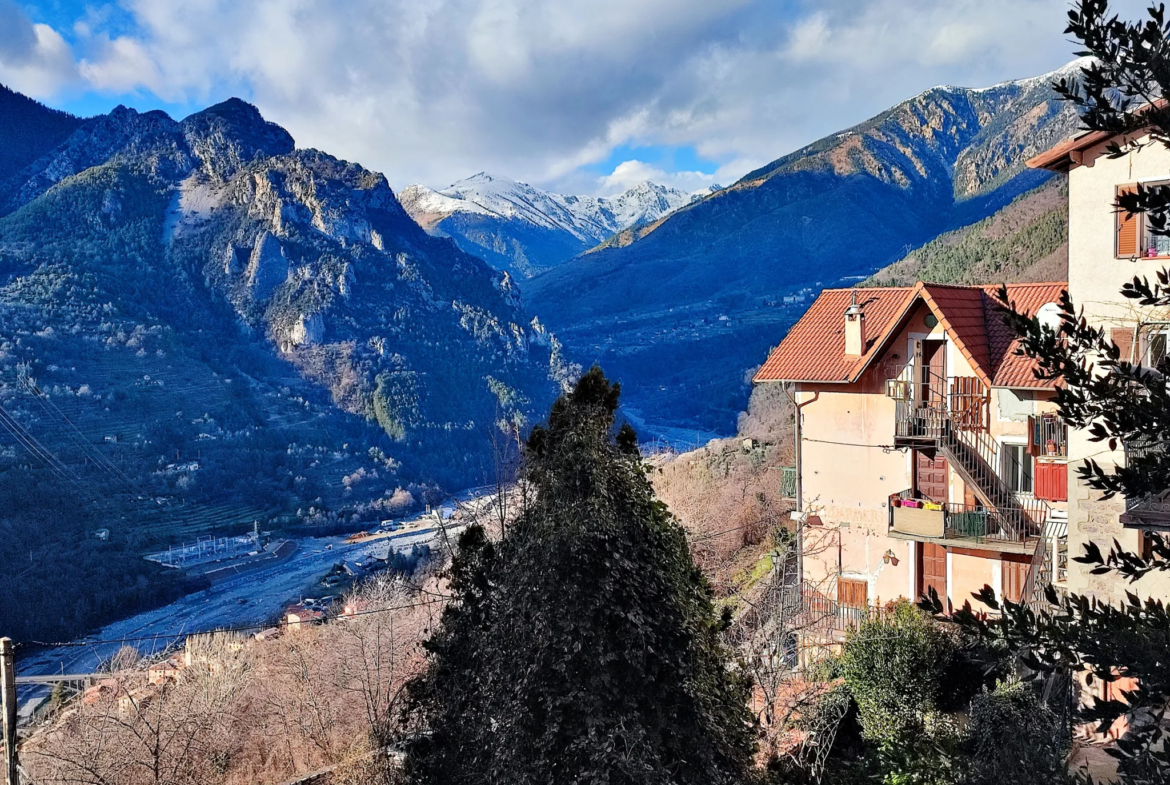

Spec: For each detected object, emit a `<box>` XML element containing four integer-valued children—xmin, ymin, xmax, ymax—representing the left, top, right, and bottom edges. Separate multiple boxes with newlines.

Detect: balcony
<box><xmin>888</xmin><ymin>489</ymin><xmax>1043</xmax><ymax>553</ymax></box>
<box><xmin>1030</xmin><ymin>413</ymin><xmax>1068</xmax><ymax>460</ymax></box>
<box><xmin>1119</xmin><ymin>436</ymin><xmax>1170</xmax><ymax>526</ymax></box>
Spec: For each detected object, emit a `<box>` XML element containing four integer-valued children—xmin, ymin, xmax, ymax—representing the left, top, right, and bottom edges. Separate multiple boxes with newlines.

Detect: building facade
<box><xmin>1030</xmin><ymin>129</ymin><xmax>1170</xmax><ymax>604</ymax></box>
<box><xmin>755</xmin><ymin>282</ymin><xmax>1070</xmax><ymax>626</ymax></box>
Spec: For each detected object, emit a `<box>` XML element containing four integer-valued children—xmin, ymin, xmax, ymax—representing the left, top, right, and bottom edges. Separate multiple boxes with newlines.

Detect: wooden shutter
<box><xmin>1034</xmin><ymin>461</ymin><xmax>1068</xmax><ymax>502</ymax></box>
<box><xmin>1118</xmin><ymin>185</ymin><xmax>1139</xmax><ymax>257</ymax></box>
<box><xmin>1112</xmin><ymin>327</ymin><xmax>1135</xmax><ymax>362</ymax></box>
<box><xmin>1001</xmin><ymin>557</ymin><xmax>1030</xmax><ymax>603</ymax></box>
<box><xmin>837</xmin><ymin>578</ymin><xmax>868</xmax><ymax>609</ymax></box>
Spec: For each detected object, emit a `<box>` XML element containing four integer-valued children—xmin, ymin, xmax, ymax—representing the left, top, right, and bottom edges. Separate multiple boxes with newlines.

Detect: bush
<box><xmin>966</xmin><ymin>680</ymin><xmax>1070</xmax><ymax>785</ymax></box>
<box><xmin>840</xmin><ymin>601</ymin><xmax>956</xmax><ymax>744</ymax></box>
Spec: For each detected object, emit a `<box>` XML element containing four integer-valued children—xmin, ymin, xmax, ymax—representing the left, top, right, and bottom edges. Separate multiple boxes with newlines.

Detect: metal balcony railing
<box><xmin>888</xmin><ymin>489</ymin><xmax>1042</xmax><ymax>545</ymax></box>
<box><xmin>889</xmin><ymin>367</ymin><xmax>1049</xmax><ymax>543</ymax></box>
<box><xmin>1031</xmin><ymin>414</ymin><xmax>1068</xmax><ymax>459</ymax></box>
<box><xmin>799</xmin><ymin>583</ymin><xmax>885</xmax><ymax>636</ymax></box>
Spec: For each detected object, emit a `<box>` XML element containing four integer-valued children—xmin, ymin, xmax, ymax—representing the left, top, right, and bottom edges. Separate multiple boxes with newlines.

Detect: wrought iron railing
<box><xmin>1031</xmin><ymin>414</ymin><xmax>1068</xmax><ymax>458</ymax></box>
<box><xmin>799</xmin><ymin>584</ymin><xmax>884</xmax><ymax>635</ymax></box>
<box><xmin>888</xmin><ymin>489</ymin><xmax>1039</xmax><ymax>545</ymax></box>
<box><xmin>890</xmin><ymin>366</ymin><xmax>1050</xmax><ymax>541</ymax></box>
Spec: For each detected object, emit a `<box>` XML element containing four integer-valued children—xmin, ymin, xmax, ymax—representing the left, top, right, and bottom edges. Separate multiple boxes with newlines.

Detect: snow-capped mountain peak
<box><xmin>399</xmin><ymin>173</ymin><xmax>702</xmax><ymax>276</ymax></box>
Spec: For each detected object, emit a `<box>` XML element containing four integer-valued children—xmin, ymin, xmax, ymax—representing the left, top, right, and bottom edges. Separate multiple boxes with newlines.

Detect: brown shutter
<box><xmin>1001</xmin><ymin>558</ymin><xmax>1030</xmax><ymax>603</ymax></box>
<box><xmin>837</xmin><ymin>578</ymin><xmax>868</xmax><ymax>609</ymax></box>
<box><xmin>1026</xmin><ymin>414</ymin><xmax>1037</xmax><ymax>456</ymax></box>
<box><xmin>1112</xmin><ymin>327</ymin><xmax>1135</xmax><ymax>362</ymax></box>
<box><xmin>1117</xmin><ymin>185</ymin><xmax>1139</xmax><ymax>257</ymax></box>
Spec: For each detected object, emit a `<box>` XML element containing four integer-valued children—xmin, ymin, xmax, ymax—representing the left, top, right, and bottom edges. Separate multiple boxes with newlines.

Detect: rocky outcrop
<box><xmin>245</xmin><ymin>231</ymin><xmax>289</xmax><ymax>300</ymax></box>
<box><xmin>181</xmin><ymin>98</ymin><xmax>295</xmax><ymax>182</ymax></box>
<box><xmin>288</xmin><ymin>312</ymin><xmax>324</xmax><ymax>347</ymax></box>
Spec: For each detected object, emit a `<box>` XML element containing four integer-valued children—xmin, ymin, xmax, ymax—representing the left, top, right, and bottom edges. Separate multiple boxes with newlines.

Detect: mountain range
<box><xmin>0</xmin><ymin>90</ymin><xmax>563</xmax><ymax>640</ymax></box>
<box><xmin>520</xmin><ymin>60</ymin><xmax>1085</xmax><ymax>439</ymax></box>
<box><xmin>399</xmin><ymin>173</ymin><xmax>718</xmax><ymax>278</ymax></box>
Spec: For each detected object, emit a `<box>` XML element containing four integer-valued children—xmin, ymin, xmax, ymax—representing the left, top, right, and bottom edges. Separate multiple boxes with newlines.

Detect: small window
<box><xmin>837</xmin><ymin>577</ymin><xmax>868</xmax><ymax>609</ymax></box>
<box><xmin>1144</xmin><ymin>189</ymin><xmax>1170</xmax><ymax>257</ymax></box>
<box><xmin>1142</xmin><ymin>324</ymin><xmax>1170</xmax><ymax>373</ymax></box>
<box><xmin>1002</xmin><ymin>443</ymin><xmax>1033</xmax><ymax>494</ymax></box>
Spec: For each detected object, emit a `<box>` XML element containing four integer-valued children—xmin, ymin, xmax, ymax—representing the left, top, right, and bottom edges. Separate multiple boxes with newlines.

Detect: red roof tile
<box><xmin>754</xmin><ymin>281</ymin><xmax>1067</xmax><ymax>389</ymax></box>
<box><xmin>753</xmin><ymin>287</ymin><xmax>913</xmax><ymax>383</ymax></box>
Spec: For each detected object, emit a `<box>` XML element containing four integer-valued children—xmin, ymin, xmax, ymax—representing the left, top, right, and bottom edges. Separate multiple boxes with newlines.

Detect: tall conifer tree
<box><xmin>404</xmin><ymin>366</ymin><xmax>755</xmax><ymax>785</ymax></box>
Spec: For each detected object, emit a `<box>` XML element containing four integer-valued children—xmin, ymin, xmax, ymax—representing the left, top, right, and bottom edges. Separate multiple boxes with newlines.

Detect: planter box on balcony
<box><xmin>891</xmin><ymin>506</ymin><xmax>945</xmax><ymax>538</ymax></box>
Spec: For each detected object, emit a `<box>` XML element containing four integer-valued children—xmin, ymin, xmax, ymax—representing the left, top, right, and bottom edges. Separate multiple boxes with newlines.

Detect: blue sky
<box><xmin>0</xmin><ymin>0</ymin><xmax>1143</xmax><ymax>195</ymax></box>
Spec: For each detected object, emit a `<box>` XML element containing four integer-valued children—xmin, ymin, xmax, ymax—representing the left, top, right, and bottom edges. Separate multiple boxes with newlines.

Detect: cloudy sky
<box><xmin>0</xmin><ymin>0</ymin><xmax>1147</xmax><ymax>195</ymax></box>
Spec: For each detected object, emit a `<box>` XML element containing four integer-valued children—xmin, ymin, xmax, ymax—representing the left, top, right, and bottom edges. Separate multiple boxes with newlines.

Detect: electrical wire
<box><xmin>13</xmin><ymin>596</ymin><xmax>448</xmax><ymax>652</ymax></box>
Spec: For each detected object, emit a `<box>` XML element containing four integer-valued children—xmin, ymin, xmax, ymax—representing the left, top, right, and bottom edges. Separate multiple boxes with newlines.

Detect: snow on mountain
<box><xmin>398</xmin><ymin>173</ymin><xmax>698</xmax><ymax>276</ymax></box>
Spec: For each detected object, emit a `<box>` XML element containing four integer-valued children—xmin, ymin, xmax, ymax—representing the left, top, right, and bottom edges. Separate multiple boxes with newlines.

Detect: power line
<box><xmin>18</xmin><ymin>374</ymin><xmax>144</xmax><ymax>497</ymax></box>
<box><xmin>12</xmin><ymin>596</ymin><xmax>448</xmax><ymax>652</ymax></box>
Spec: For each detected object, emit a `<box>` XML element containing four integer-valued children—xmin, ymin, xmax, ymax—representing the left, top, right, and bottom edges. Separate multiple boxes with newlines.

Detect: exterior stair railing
<box><xmin>892</xmin><ymin>368</ymin><xmax>1050</xmax><ymax>543</ymax></box>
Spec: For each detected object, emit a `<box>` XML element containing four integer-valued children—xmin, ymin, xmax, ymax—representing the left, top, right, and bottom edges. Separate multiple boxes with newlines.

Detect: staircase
<box><xmin>895</xmin><ymin>399</ymin><xmax>1049</xmax><ymax>544</ymax></box>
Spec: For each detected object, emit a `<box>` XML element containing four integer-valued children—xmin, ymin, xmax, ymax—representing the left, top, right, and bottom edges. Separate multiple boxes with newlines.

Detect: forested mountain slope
<box><xmin>865</xmin><ymin>177</ymin><xmax>1068</xmax><ymax>286</ymax></box>
<box><xmin>524</xmin><ymin>61</ymin><xmax>1085</xmax><ymax>437</ymax></box>
<box><xmin>0</xmin><ymin>91</ymin><xmax>562</xmax><ymax>641</ymax></box>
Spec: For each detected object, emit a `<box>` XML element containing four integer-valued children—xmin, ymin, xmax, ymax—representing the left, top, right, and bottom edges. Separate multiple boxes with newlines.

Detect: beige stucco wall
<box><xmin>1064</xmin><ymin>135</ymin><xmax>1170</xmax><ymax>603</ymax></box>
<box><xmin>794</xmin><ymin>300</ymin><xmax>1058</xmax><ymax>610</ymax></box>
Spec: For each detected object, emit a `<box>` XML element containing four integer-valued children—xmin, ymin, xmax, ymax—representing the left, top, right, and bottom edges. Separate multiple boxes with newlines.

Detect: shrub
<box><xmin>966</xmin><ymin>680</ymin><xmax>1070</xmax><ymax>785</ymax></box>
<box><xmin>840</xmin><ymin>601</ymin><xmax>956</xmax><ymax>744</ymax></box>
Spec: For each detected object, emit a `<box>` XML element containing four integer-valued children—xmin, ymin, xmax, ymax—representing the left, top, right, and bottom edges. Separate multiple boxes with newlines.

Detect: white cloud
<box><xmin>6</xmin><ymin>0</ymin><xmax>1148</xmax><ymax>194</ymax></box>
<box><xmin>598</xmin><ymin>160</ymin><xmax>717</xmax><ymax>196</ymax></box>
<box><xmin>0</xmin><ymin>0</ymin><xmax>77</xmax><ymax>98</ymax></box>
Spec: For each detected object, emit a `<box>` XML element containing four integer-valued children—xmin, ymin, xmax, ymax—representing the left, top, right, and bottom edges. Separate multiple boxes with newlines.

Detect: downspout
<box><xmin>786</xmin><ymin>386</ymin><xmax>820</xmax><ymax>588</ymax></box>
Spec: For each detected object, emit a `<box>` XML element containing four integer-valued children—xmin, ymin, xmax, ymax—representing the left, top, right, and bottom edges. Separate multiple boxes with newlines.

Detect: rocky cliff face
<box><xmin>0</xmin><ymin>92</ymin><xmax>564</xmax><ymax>515</ymax></box>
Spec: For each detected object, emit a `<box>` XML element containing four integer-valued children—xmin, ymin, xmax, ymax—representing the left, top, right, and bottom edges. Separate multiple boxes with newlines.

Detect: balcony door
<box><xmin>917</xmin><ymin>542</ymin><xmax>948</xmax><ymax>607</ymax></box>
<box><xmin>914</xmin><ymin>449</ymin><xmax>948</xmax><ymax>503</ymax></box>
<box><xmin>915</xmin><ymin>339</ymin><xmax>947</xmax><ymax>408</ymax></box>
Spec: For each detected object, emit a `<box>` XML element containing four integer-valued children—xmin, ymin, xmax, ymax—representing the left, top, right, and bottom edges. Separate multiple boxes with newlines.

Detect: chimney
<box><xmin>844</xmin><ymin>292</ymin><xmax>865</xmax><ymax>356</ymax></box>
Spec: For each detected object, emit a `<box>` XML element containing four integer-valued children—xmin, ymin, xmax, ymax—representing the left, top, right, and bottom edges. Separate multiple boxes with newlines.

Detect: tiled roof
<box><xmin>986</xmin><ymin>282</ymin><xmax>1067</xmax><ymax>388</ymax></box>
<box><xmin>753</xmin><ymin>287</ymin><xmax>913</xmax><ymax>383</ymax></box>
<box><xmin>754</xmin><ymin>281</ymin><xmax>1067</xmax><ymax>389</ymax></box>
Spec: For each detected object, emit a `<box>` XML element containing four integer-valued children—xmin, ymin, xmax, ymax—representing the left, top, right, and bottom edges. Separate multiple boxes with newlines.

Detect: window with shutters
<box><xmin>1140</xmin><ymin>323</ymin><xmax>1170</xmax><ymax>373</ymax></box>
<box><xmin>1142</xmin><ymin>182</ymin><xmax>1170</xmax><ymax>257</ymax></box>
<box><xmin>837</xmin><ymin>577</ymin><xmax>868</xmax><ymax>609</ymax></box>
<box><xmin>1118</xmin><ymin>185</ymin><xmax>1139</xmax><ymax>257</ymax></box>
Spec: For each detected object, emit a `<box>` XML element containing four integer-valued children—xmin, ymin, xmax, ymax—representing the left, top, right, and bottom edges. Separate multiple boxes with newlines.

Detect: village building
<box><xmin>756</xmin><ymin>118</ymin><xmax>1170</xmax><ymax>633</ymax></box>
<box><xmin>1028</xmin><ymin>126</ymin><xmax>1170</xmax><ymax>605</ymax></box>
<box><xmin>756</xmin><ymin>282</ymin><xmax>1070</xmax><ymax>629</ymax></box>
<box><xmin>285</xmin><ymin>604</ymin><xmax>325</xmax><ymax>630</ymax></box>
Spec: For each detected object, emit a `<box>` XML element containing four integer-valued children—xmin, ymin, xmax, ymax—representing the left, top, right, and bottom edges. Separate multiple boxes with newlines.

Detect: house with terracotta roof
<box><xmin>1030</xmin><ymin>125</ymin><xmax>1170</xmax><ymax>605</ymax></box>
<box><xmin>755</xmin><ymin>281</ymin><xmax>1070</xmax><ymax>627</ymax></box>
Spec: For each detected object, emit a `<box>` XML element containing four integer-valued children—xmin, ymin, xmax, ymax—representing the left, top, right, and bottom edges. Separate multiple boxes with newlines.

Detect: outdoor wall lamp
<box><xmin>882</xmin><ymin>549</ymin><xmax>899</xmax><ymax>566</ymax></box>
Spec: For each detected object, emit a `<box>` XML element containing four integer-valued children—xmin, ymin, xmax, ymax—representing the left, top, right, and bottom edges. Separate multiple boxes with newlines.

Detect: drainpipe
<box><xmin>786</xmin><ymin>387</ymin><xmax>819</xmax><ymax>588</ymax></box>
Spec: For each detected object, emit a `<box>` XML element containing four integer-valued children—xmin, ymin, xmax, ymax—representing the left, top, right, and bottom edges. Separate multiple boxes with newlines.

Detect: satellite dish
<box><xmin>1036</xmin><ymin>302</ymin><xmax>1062</xmax><ymax>333</ymax></box>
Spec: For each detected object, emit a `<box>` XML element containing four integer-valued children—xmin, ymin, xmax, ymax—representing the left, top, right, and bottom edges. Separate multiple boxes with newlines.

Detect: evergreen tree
<box><xmin>403</xmin><ymin>366</ymin><xmax>755</xmax><ymax>785</ymax></box>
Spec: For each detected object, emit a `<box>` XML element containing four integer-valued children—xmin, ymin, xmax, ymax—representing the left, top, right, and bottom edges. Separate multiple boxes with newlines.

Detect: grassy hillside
<box><xmin>865</xmin><ymin>178</ymin><xmax>1068</xmax><ymax>286</ymax></box>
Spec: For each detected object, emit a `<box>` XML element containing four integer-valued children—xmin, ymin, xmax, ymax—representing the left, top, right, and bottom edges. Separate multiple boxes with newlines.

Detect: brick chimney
<box><xmin>844</xmin><ymin>292</ymin><xmax>865</xmax><ymax>356</ymax></box>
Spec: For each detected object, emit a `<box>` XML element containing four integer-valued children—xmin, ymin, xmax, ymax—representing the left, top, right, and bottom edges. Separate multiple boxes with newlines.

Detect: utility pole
<box><xmin>1</xmin><ymin>637</ymin><xmax>17</xmax><ymax>785</ymax></box>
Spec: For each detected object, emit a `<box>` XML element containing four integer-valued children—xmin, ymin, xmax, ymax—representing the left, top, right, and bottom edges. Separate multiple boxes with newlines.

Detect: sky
<box><xmin>0</xmin><ymin>0</ymin><xmax>1149</xmax><ymax>196</ymax></box>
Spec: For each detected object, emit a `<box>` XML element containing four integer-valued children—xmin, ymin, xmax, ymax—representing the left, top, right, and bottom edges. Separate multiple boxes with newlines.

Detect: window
<box><xmin>1118</xmin><ymin>182</ymin><xmax>1170</xmax><ymax>258</ymax></box>
<box><xmin>1001</xmin><ymin>442</ymin><xmax>1033</xmax><ymax>494</ymax></box>
<box><xmin>837</xmin><ymin>577</ymin><xmax>868</xmax><ymax>609</ymax></box>
<box><xmin>1142</xmin><ymin>324</ymin><xmax>1170</xmax><ymax>373</ymax></box>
